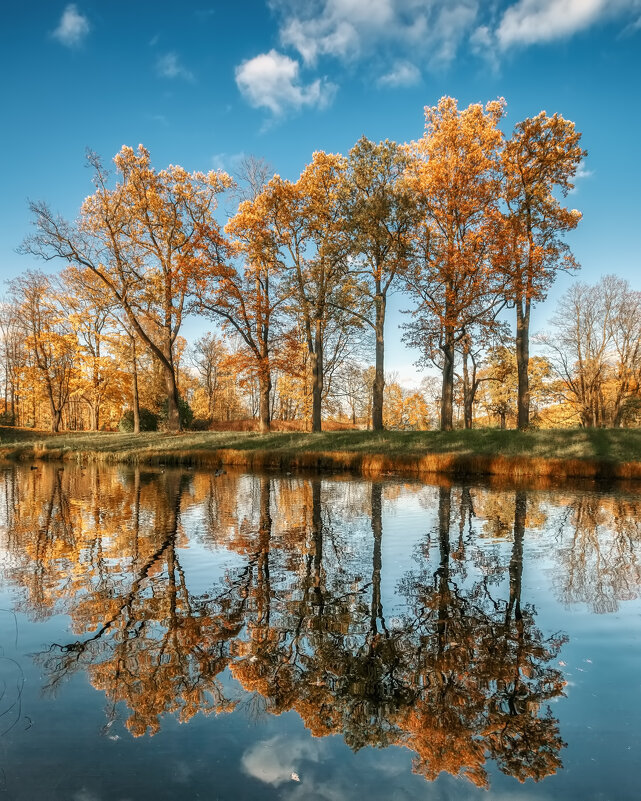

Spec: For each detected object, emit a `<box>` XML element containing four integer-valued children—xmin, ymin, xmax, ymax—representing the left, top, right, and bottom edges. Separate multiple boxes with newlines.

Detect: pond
<box><xmin>0</xmin><ymin>463</ymin><xmax>639</xmax><ymax>800</ymax></box>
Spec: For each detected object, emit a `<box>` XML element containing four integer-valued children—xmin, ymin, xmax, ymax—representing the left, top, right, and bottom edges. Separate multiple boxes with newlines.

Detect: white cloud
<box><xmin>576</xmin><ymin>164</ymin><xmax>593</xmax><ymax>180</ymax></box>
<box><xmin>429</xmin><ymin>1</ymin><xmax>479</xmax><ymax>63</ymax></box>
<box><xmin>469</xmin><ymin>24</ymin><xmax>500</xmax><ymax>70</ymax></box>
<box><xmin>211</xmin><ymin>151</ymin><xmax>246</xmax><ymax>171</ymax></box>
<box><xmin>377</xmin><ymin>60</ymin><xmax>421</xmax><ymax>87</ymax></box>
<box><xmin>235</xmin><ymin>50</ymin><xmax>336</xmax><ymax>115</ymax></box>
<box><xmin>234</xmin><ymin>0</ymin><xmax>640</xmax><ymax>110</ymax></box>
<box><xmin>231</xmin><ymin>0</ymin><xmax>478</xmax><ymax>110</ymax></box>
<box><xmin>569</xmin><ymin>162</ymin><xmax>593</xmax><ymax>193</ymax></box>
<box><xmin>497</xmin><ymin>0</ymin><xmax>641</xmax><ymax>48</ymax></box>
<box><xmin>279</xmin><ymin>0</ymin><xmax>396</xmax><ymax>64</ymax></box>
<box><xmin>270</xmin><ymin>0</ymin><xmax>641</xmax><ymax>71</ymax></box>
<box><xmin>156</xmin><ymin>52</ymin><xmax>194</xmax><ymax>81</ymax></box>
<box><xmin>52</xmin><ymin>4</ymin><xmax>90</xmax><ymax>47</ymax></box>
<box><xmin>274</xmin><ymin>0</ymin><xmax>479</xmax><ymax>67</ymax></box>
<box><xmin>628</xmin><ymin>14</ymin><xmax>641</xmax><ymax>31</ymax></box>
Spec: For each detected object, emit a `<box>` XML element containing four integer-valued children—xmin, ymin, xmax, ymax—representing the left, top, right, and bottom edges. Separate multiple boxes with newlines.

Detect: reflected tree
<box><xmin>553</xmin><ymin>494</ymin><xmax>641</xmax><ymax>613</ymax></box>
<box><xmin>1</xmin><ymin>467</ymin><xmax>580</xmax><ymax>788</ymax></box>
<box><xmin>11</xmin><ymin>467</ymin><xmax>239</xmax><ymax>735</ymax></box>
<box><xmin>397</xmin><ymin>486</ymin><xmax>567</xmax><ymax>788</ymax></box>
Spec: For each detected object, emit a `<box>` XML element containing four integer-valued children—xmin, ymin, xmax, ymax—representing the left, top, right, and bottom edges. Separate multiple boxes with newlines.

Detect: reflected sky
<box><xmin>0</xmin><ymin>464</ymin><xmax>640</xmax><ymax>800</ymax></box>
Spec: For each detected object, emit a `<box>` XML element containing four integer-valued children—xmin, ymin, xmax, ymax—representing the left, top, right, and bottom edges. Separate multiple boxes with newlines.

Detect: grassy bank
<box><xmin>1</xmin><ymin>426</ymin><xmax>641</xmax><ymax>481</ymax></box>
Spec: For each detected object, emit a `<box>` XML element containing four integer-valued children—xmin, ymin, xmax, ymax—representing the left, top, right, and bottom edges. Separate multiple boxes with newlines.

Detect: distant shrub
<box><xmin>118</xmin><ymin>407</ymin><xmax>158</xmax><ymax>432</ymax></box>
<box><xmin>619</xmin><ymin>396</ymin><xmax>641</xmax><ymax>427</ymax></box>
<box><xmin>190</xmin><ymin>417</ymin><xmax>212</xmax><ymax>431</ymax></box>
<box><xmin>0</xmin><ymin>412</ymin><xmax>16</xmax><ymax>426</ymax></box>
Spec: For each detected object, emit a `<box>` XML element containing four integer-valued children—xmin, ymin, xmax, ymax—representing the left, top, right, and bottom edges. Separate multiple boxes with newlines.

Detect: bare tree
<box><xmin>540</xmin><ymin>276</ymin><xmax>641</xmax><ymax>427</ymax></box>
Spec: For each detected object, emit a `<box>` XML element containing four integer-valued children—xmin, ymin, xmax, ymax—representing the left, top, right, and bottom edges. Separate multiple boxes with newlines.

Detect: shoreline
<box><xmin>1</xmin><ymin>428</ymin><xmax>640</xmax><ymax>484</ymax></box>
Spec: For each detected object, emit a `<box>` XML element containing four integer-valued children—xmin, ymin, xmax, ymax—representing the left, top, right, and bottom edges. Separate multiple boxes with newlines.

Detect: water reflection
<box><xmin>1</xmin><ymin>464</ymin><xmax>641</xmax><ymax>790</ymax></box>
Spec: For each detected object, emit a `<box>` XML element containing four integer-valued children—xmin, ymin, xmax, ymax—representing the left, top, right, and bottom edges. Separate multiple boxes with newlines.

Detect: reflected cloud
<box><xmin>241</xmin><ymin>734</ymin><xmax>324</xmax><ymax>786</ymax></box>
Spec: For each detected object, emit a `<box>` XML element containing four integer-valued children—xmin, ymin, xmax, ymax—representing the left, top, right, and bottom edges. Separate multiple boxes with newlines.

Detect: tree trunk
<box><xmin>436</xmin><ymin>486</ymin><xmax>451</xmax><ymax>658</ymax></box>
<box><xmin>90</xmin><ymin>403</ymin><xmax>99</xmax><ymax>432</ymax></box>
<box><xmin>372</xmin><ymin>292</ymin><xmax>386</xmax><ymax>431</ymax></box>
<box><xmin>259</xmin><ymin>477</ymin><xmax>272</xmax><ymax>547</ymax></box>
<box><xmin>462</xmin><ymin>347</ymin><xmax>473</xmax><ymax>429</ymax></box>
<box><xmin>311</xmin><ymin>479</ymin><xmax>324</xmax><ymax>610</ymax></box>
<box><xmin>311</xmin><ymin>322</ymin><xmax>323</xmax><ymax>433</ymax></box>
<box><xmin>370</xmin><ymin>482</ymin><xmax>384</xmax><ymax>634</ymax></box>
<box><xmin>131</xmin><ymin>340</ymin><xmax>140</xmax><ymax>435</ymax></box>
<box><xmin>51</xmin><ymin>407</ymin><xmax>62</xmax><ymax>433</ymax></box>
<box><xmin>46</xmin><ymin>380</ymin><xmax>62</xmax><ymax>433</ymax></box>
<box><xmin>258</xmin><ymin>362</ymin><xmax>271</xmax><ymax>434</ymax></box>
<box><xmin>164</xmin><ymin>364</ymin><xmax>181</xmax><ymax>432</ymax></box>
<box><xmin>256</xmin><ymin>477</ymin><xmax>272</xmax><ymax>626</ymax></box>
<box><xmin>507</xmin><ymin>490</ymin><xmax>526</xmax><ymax>625</ymax></box>
<box><xmin>440</xmin><ymin>332</ymin><xmax>455</xmax><ymax>431</ymax></box>
<box><xmin>515</xmin><ymin>299</ymin><xmax>531</xmax><ymax>430</ymax></box>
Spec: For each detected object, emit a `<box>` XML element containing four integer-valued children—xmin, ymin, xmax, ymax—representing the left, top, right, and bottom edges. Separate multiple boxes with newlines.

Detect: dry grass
<box><xmin>2</xmin><ymin>425</ymin><xmax>641</xmax><ymax>483</ymax></box>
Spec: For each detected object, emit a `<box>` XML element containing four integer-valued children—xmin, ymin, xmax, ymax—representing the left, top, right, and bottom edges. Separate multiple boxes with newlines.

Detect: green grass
<box><xmin>2</xmin><ymin>425</ymin><xmax>641</xmax><ymax>465</ymax></box>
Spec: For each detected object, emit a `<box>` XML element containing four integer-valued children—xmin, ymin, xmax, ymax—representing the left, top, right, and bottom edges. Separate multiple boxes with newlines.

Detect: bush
<box><xmin>158</xmin><ymin>395</ymin><xmax>194</xmax><ymax>430</ymax></box>
<box><xmin>118</xmin><ymin>407</ymin><xmax>159</xmax><ymax>433</ymax></box>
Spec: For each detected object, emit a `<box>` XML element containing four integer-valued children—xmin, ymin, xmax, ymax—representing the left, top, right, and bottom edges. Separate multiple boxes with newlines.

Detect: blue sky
<box><xmin>1</xmin><ymin>1</ymin><xmax>640</xmax><ymax>382</ymax></box>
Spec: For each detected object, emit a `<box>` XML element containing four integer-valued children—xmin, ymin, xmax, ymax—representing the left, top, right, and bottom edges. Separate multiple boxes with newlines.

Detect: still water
<box><xmin>0</xmin><ymin>463</ymin><xmax>639</xmax><ymax>800</ymax></box>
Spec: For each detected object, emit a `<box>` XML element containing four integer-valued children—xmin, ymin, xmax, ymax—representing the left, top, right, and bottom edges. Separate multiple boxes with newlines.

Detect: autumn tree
<box><xmin>0</xmin><ymin>300</ymin><xmax>25</xmax><ymax>425</ymax></box>
<box><xmin>500</xmin><ymin>112</ymin><xmax>585</xmax><ymax>429</ymax></box>
<box><xmin>382</xmin><ymin>377</ymin><xmax>430</xmax><ymax>430</ymax></box>
<box><xmin>266</xmin><ymin>152</ymin><xmax>360</xmax><ymax>432</ymax></box>
<box><xmin>21</xmin><ymin>145</ymin><xmax>232</xmax><ymax>431</ymax></box>
<box><xmin>190</xmin><ymin>333</ymin><xmax>226</xmax><ymax>421</ymax></box>
<box><xmin>109</xmin><ymin>322</ymin><xmax>144</xmax><ymax>432</ymax></box>
<box><xmin>198</xmin><ymin>182</ymin><xmax>285</xmax><ymax>432</ymax></box>
<box><xmin>189</xmin><ymin>333</ymin><xmax>248</xmax><ymax>423</ymax></box>
<box><xmin>474</xmin><ymin>345</ymin><xmax>551</xmax><ymax>428</ymax></box>
<box><xmin>9</xmin><ymin>271</ymin><xmax>77</xmax><ymax>432</ymax></box>
<box><xmin>454</xmin><ymin>322</ymin><xmax>510</xmax><ymax>429</ymax></box>
<box><xmin>344</xmin><ymin>137</ymin><xmax>417</xmax><ymax>429</ymax></box>
<box><xmin>404</xmin><ymin>97</ymin><xmax>507</xmax><ymax>430</ymax></box>
<box><xmin>59</xmin><ymin>266</ymin><xmax>127</xmax><ymax>431</ymax></box>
